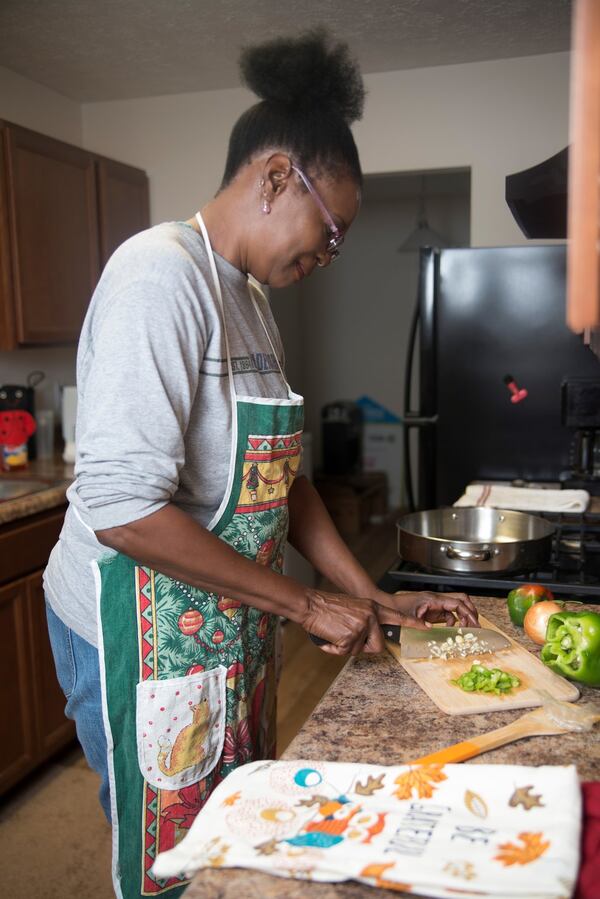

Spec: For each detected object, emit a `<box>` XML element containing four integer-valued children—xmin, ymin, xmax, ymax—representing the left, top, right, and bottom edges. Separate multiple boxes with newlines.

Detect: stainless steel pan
<box><xmin>397</xmin><ymin>507</ymin><xmax>555</xmax><ymax>574</ymax></box>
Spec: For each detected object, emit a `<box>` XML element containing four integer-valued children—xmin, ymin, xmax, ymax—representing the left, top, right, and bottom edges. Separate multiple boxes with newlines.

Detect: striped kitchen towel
<box><xmin>454</xmin><ymin>484</ymin><xmax>590</xmax><ymax>513</ymax></box>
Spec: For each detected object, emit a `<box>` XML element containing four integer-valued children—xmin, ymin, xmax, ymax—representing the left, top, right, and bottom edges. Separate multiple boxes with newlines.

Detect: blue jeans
<box><xmin>45</xmin><ymin>600</ymin><xmax>111</xmax><ymax>822</ymax></box>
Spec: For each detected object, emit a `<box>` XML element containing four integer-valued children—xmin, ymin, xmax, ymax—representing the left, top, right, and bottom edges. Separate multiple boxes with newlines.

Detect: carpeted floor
<box><xmin>0</xmin><ymin>747</ymin><xmax>113</xmax><ymax>898</ymax></box>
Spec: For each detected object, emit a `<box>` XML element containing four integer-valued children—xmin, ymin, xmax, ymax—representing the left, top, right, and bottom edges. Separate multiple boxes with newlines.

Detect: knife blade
<box><xmin>384</xmin><ymin>624</ymin><xmax>511</xmax><ymax>659</ymax></box>
<box><xmin>310</xmin><ymin>625</ymin><xmax>511</xmax><ymax>657</ymax></box>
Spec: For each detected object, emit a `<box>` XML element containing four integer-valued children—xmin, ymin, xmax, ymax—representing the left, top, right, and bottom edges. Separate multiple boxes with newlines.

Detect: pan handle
<box><xmin>441</xmin><ymin>545</ymin><xmax>491</xmax><ymax>562</ymax></box>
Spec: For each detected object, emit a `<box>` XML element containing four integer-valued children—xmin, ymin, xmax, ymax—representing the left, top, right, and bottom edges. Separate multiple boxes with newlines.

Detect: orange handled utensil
<box><xmin>409</xmin><ymin>700</ymin><xmax>600</xmax><ymax>765</ymax></box>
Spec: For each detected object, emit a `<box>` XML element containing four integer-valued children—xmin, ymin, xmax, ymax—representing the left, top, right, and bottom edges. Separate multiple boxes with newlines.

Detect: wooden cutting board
<box><xmin>386</xmin><ymin>615</ymin><xmax>580</xmax><ymax>715</ymax></box>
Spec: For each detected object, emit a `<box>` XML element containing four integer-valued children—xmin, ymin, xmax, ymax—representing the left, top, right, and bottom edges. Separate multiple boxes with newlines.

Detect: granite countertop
<box><xmin>0</xmin><ymin>455</ymin><xmax>73</xmax><ymax>526</ymax></box>
<box><xmin>185</xmin><ymin>596</ymin><xmax>600</xmax><ymax>899</ymax></box>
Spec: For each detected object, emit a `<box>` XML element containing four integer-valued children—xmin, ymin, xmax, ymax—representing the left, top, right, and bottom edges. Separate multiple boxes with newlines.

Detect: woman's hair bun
<box><xmin>239</xmin><ymin>28</ymin><xmax>365</xmax><ymax>124</ymax></box>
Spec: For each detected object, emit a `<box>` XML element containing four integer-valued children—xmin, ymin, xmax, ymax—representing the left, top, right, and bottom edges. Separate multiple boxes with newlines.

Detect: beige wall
<box><xmin>0</xmin><ymin>64</ymin><xmax>82</xmax><ymax>144</ymax></box>
<box><xmin>82</xmin><ymin>86</ymin><xmax>253</xmax><ymax>223</ymax></box>
<box><xmin>356</xmin><ymin>52</ymin><xmax>570</xmax><ymax>247</ymax></box>
<box><xmin>81</xmin><ymin>51</ymin><xmax>570</xmax><ymax>246</ymax></box>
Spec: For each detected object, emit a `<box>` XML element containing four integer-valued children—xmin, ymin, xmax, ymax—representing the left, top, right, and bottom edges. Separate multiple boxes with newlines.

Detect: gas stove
<box><xmin>379</xmin><ymin>509</ymin><xmax>600</xmax><ymax>601</ymax></box>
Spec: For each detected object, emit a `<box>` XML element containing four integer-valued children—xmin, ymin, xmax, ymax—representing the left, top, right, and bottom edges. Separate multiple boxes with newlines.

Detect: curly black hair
<box><xmin>220</xmin><ymin>29</ymin><xmax>364</xmax><ymax>189</ymax></box>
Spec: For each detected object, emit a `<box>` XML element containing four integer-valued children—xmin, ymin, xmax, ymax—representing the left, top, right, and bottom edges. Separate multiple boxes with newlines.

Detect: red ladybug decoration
<box><xmin>178</xmin><ymin>609</ymin><xmax>204</xmax><ymax>636</ymax></box>
<box><xmin>0</xmin><ymin>410</ymin><xmax>36</xmax><ymax>446</ymax></box>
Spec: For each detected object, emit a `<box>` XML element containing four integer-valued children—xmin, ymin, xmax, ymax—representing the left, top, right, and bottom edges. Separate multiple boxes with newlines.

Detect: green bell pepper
<box><xmin>541</xmin><ymin>610</ymin><xmax>600</xmax><ymax>687</ymax></box>
<box><xmin>507</xmin><ymin>584</ymin><xmax>554</xmax><ymax>627</ymax></box>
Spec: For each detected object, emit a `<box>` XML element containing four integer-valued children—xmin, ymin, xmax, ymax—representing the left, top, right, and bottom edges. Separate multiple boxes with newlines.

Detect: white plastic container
<box><xmin>61</xmin><ymin>386</ymin><xmax>77</xmax><ymax>463</ymax></box>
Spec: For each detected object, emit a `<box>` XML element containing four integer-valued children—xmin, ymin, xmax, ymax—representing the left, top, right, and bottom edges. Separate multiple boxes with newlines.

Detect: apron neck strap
<box><xmin>195</xmin><ymin>212</ymin><xmax>236</xmax><ymax>405</ymax></box>
<box><xmin>195</xmin><ymin>212</ymin><xmax>292</xmax><ymax>398</ymax></box>
<box><xmin>247</xmin><ymin>277</ymin><xmax>292</xmax><ymax>395</ymax></box>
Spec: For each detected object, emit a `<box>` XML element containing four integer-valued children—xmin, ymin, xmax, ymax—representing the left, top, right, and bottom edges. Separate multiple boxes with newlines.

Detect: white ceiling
<box><xmin>0</xmin><ymin>0</ymin><xmax>571</xmax><ymax>103</ymax></box>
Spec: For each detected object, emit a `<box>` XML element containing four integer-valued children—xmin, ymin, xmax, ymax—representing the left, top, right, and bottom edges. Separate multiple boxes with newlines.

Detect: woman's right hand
<box><xmin>300</xmin><ymin>590</ymin><xmax>426</xmax><ymax>656</ymax></box>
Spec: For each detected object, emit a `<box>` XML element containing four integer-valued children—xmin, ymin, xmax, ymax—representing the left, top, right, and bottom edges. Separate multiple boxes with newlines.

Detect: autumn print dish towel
<box><xmin>152</xmin><ymin>759</ymin><xmax>581</xmax><ymax>899</ymax></box>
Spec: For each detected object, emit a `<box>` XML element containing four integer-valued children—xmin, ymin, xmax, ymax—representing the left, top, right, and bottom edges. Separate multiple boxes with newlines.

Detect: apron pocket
<box><xmin>136</xmin><ymin>665</ymin><xmax>227</xmax><ymax>791</ymax></box>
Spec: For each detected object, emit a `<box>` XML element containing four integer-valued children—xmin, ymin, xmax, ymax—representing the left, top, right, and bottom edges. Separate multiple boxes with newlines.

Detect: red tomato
<box><xmin>515</xmin><ymin>584</ymin><xmax>554</xmax><ymax>600</ymax></box>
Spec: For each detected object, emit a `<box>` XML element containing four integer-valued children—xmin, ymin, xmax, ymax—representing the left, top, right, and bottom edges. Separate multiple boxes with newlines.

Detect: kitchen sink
<box><xmin>0</xmin><ymin>477</ymin><xmax>59</xmax><ymax>502</ymax></box>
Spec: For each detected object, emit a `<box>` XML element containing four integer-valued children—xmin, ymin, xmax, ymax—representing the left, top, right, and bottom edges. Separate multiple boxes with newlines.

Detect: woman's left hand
<box><xmin>373</xmin><ymin>589</ymin><xmax>479</xmax><ymax>628</ymax></box>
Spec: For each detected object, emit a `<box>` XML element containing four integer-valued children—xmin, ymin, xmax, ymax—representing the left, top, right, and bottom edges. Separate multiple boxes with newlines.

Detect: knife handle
<box><xmin>382</xmin><ymin>624</ymin><xmax>401</xmax><ymax>643</ymax></box>
<box><xmin>309</xmin><ymin>633</ymin><xmax>329</xmax><ymax>646</ymax></box>
<box><xmin>312</xmin><ymin>624</ymin><xmax>402</xmax><ymax>647</ymax></box>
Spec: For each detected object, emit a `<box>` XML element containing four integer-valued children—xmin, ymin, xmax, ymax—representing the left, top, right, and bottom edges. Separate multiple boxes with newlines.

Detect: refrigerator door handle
<box><xmin>404</xmin><ymin>412</ymin><xmax>439</xmax><ymax>427</ymax></box>
<box><xmin>403</xmin><ymin>411</ymin><xmax>438</xmax><ymax>512</ymax></box>
<box><xmin>403</xmin><ymin>248</ymin><xmax>440</xmax><ymax>513</ymax></box>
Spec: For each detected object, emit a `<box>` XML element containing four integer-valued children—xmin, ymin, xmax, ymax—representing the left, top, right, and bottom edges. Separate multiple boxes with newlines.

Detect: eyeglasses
<box><xmin>291</xmin><ymin>163</ymin><xmax>344</xmax><ymax>262</ymax></box>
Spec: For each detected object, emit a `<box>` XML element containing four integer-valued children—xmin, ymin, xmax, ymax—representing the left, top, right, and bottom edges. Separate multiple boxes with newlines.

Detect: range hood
<box><xmin>505</xmin><ymin>147</ymin><xmax>568</xmax><ymax>239</ymax></box>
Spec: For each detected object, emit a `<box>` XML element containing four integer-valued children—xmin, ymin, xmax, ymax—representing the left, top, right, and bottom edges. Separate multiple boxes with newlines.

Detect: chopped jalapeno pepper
<box><xmin>452</xmin><ymin>662</ymin><xmax>521</xmax><ymax>695</ymax></box>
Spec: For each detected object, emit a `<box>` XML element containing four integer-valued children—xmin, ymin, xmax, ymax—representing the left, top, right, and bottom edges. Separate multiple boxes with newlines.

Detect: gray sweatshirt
<box><xmin>44</xmin><ymin>222</ymin><xmax>293</xmax><ymax>646</ymax></box>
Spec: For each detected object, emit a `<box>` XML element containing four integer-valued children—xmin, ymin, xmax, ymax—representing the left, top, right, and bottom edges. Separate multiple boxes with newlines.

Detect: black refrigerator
<box><xmin>405</xmin><ymin>245</ymin><xmax>600</xmax><ymax>510</ymax></box>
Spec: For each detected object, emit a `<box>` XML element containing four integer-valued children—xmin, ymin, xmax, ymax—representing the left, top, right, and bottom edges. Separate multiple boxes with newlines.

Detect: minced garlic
<box><xmin>427</xmin><ymin>630</ymin><xmax>492</xmax><ymax>660</ymax></box>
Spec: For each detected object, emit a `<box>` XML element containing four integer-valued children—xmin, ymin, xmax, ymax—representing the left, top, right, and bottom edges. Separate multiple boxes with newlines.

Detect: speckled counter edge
<box><xmin>0</xmin><ymin>482</ymin><xmax>70</xmax><ymax>525</ymax></box>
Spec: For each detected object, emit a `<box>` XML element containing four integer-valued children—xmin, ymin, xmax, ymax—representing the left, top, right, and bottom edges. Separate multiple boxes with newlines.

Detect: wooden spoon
<box><xmin>409</xmin><ymin>701</ymin><xmax>600</xmax><ymax>765</ymax></box>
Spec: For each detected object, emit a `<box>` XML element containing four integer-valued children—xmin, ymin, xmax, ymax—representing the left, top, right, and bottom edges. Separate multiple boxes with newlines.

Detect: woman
<box><xmin>44</xmin><ymin>30</ymin><xmax>478</xmax><ymax>899</ymax></box>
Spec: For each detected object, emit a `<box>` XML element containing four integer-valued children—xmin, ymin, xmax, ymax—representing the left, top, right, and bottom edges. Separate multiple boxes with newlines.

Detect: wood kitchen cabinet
<box><xmin>97</xmin><ymin>156</ymin><xmax>149</xmax><ymax>267</ymax></box>
<box><xmin>0</xmin><ymin>506</ymin><xmax>75</xmax><ymax>796</ymax></box>
<box><xmin>2</xmin><ymin>123</ymin><xmax>99</xmax><ymax>347</ymax></box>
<box><xmin>0</xmin><ymin>121</ymin><xmax>150</xmax><ymax>350</ymax></box>
<box><xmin>28</xmin><ymin>572</ymin><xmax>76</xmax><ymax>758</ymax></box>
<box><xmin>567</xmin><ymin>0</ymin><xmax>600</xmax><ymax>335</ymax></box>
<box><xmin>0</xmin><ymin>578</ymin><xmax>36</xmax><ymax>793</ymax></box>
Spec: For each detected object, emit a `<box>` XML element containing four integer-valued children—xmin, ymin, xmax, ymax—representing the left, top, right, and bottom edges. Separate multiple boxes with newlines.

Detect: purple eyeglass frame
<box><xmin>291</xmin><ymin>163</ymin><xmax>344</xmax><ymax>261</ymax></box>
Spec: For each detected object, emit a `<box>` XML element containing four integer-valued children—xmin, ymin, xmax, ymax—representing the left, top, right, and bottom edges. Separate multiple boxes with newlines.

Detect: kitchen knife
<box><xmin>385</xmin><ymin>624</ymin><xmax>511</xmax><ymax>659</ymax></box>
<box><xmin>310</xmin><ymin>625</ymin><xmax>510</xmax><ymax>657</ymax></box>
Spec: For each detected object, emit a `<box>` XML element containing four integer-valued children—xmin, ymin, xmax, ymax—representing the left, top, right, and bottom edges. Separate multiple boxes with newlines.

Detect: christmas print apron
<box><xmin>95</xmin><ymin>213</ymin><xmax>304</xmax><ymax>899</ymax></box>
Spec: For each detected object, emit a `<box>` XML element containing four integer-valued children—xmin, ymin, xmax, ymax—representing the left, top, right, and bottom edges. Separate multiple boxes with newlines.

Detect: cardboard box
<box><xmin>315</xmin><ymin>472</ymin><xmax>388</xmax><ymax>537</ymax></box>
<box><xmin>356</xmin><ymin>396</ymin><xmax>403</xmax><ymax>509</ymax></box>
